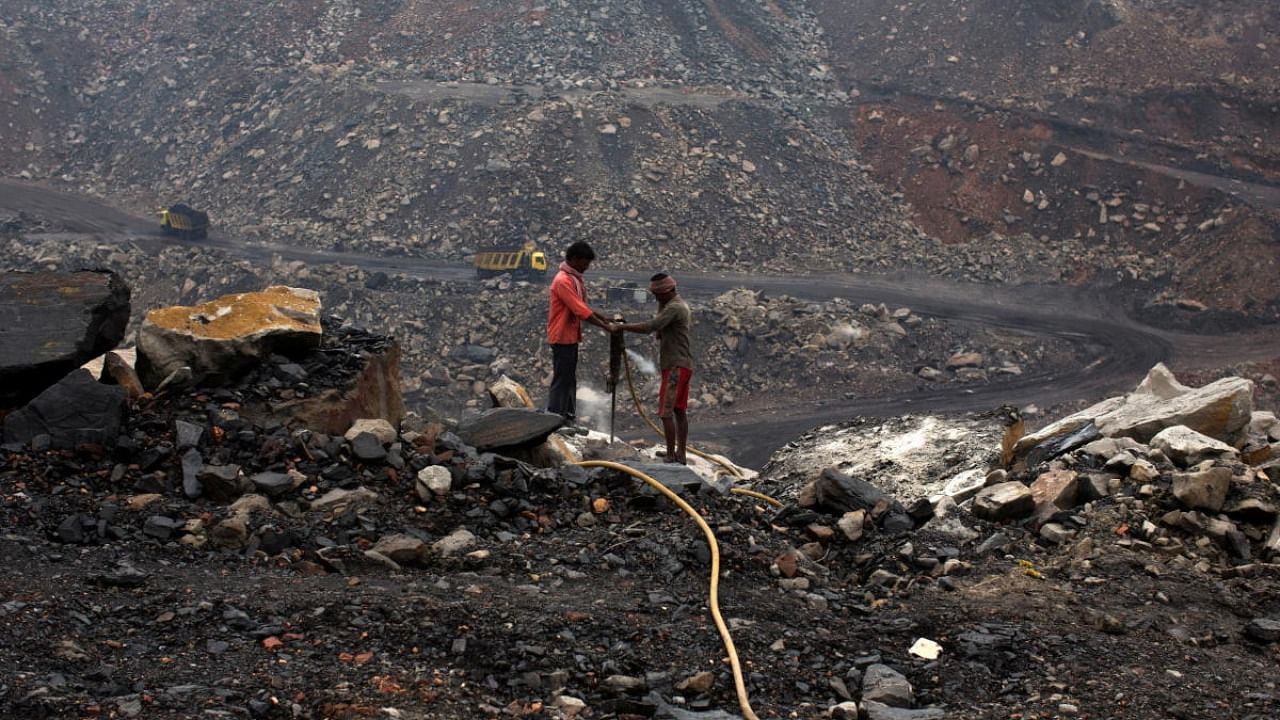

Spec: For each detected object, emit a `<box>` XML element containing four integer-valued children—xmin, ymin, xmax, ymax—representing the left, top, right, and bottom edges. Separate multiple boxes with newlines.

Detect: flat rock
<box><xmin>3</xmin><ymin>369</ymin><xmax>127</xmax><ymax>449</ymax></box>
<box><xmin>344</xmin><ymin>418</ymin><xmax>397</xmax><ymax>445</ymax></box>
<box><xmin>861</xmin><ymin>701</ymin><xmax>947</xmax><ymax>720</ymax></box>
<box><xmin>972</xmin><ymin>482</ymin><xmax>1035</xmax><ymax>522</ymax></box>
<box><xmin>250</xmin><ymin>471</ymin><xmax>296</xmax><ymax>498</ymax></box>
<box><xmin>310</xmin><ymin>486</ymin><xmax>380</xmax><ymax>512</ymax></box>
<box><xmin>620</xmin><ymin>461</ymin><xmax>705</xmax><ymax>494</ymax></box>
<box><xmin>135</xmin><ymin>286</ymin><xmax>321</xmax><ymax>389</ymax></box>
<box><xmin>939</xmin><ymin>468</ymin><xmax>987</xmax><ymax>503</ymax></box>
<box><xmin>945</xmin><ymin>351</ymin><xmax>983</xmax><ymax>369</ymax></box>
<box><xmin>0</xmin><ymin>270</ymin><xmax>131</xmax><ymax>407</ymax></box>
<box><xmin>456</xmin><ymin>407</ymin><xmax>563</xmax><ymax>451</ymax></box>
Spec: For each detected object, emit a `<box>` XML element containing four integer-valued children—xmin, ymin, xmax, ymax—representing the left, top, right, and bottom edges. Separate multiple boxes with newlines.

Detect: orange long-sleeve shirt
<box><xmin>547</xmin><ymin>268</ymin><xmax>594</xmax><ymax>344</ymax></box>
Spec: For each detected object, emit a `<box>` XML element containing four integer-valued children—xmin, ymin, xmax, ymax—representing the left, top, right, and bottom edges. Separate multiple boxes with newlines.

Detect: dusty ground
<box><xmin>3</xmin><ymin>440</ymin><xmax>1279</xmax><ymax>720</ymax></box>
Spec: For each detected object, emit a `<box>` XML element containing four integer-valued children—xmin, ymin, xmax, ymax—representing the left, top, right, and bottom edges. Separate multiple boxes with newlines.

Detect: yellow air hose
<box><xmin>573</xmin><ymin>459</ymin><xmax>762</xmax><ymax>720</ymax></box>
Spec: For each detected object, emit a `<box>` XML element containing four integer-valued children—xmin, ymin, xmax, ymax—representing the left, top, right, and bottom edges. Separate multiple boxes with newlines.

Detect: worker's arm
<box><xmin>586</xmin><ymin>312</ymin><xmax>615</xmax><ymax>332</ymax></box>
<box><xmin>619</xmin><ymin>304</ymin><xmax>677</xmax><ymax>334</ymax></box>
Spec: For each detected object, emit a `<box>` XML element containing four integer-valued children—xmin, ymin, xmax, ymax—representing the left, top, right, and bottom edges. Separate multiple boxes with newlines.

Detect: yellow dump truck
<box><xmin>159</xmin><ymin>203</ymin><xmax>210</xmax><ymax>240</ymax></box>
<box><xmin>473</xmin><ymin>241</ymin><xmax>549</xmax><ymax>281</ymax></box>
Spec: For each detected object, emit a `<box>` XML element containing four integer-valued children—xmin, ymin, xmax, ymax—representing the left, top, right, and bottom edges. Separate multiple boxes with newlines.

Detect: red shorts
<box><xmin>658</xmin><ymin>367</ymin><xmax>693</xmax><ymax>418</ymax></box>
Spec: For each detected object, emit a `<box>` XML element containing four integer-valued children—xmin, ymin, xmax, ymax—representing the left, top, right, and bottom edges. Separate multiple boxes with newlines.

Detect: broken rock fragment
<box><xmin>3</xmin><ymin>369</ymin><xmax>127</xmax><ymax>449</ymax></box>
<box><xmin>860</xmin><ymin>664</ymin><xmax>914</xmax><ymax>707</ymax></box>
<box><xmin>1171</xmin><ymin>467</ymin><xmax>1232</xmax><ymax>512</ymax></box>
<box><xmin>1150</xmin><ymin>425</ymin><xmax>1238</xmax><ymax>467</ymax></box>
<box><xmin>972</xmin><ymin>482</ymin><xmax>1035</xmax><ymax>522</ymax></box>
<box><xmin>1029</xmin><ymin>469</ymin><xmax>1079</xmax><ymax>510</ymax></box>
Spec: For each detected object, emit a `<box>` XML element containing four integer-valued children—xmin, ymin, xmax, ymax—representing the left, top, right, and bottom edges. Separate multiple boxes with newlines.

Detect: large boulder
<box><xmin>3</xmin><ymin>369</ymin><xmax>127</xmax><ymax>449</ymax></box>
<box><xmin>135</xmin><ymin>286</ymin><xmax>322</xmax><ymax>389</ymax></box>
<box><xmin>1016</xmin><ymin>364</ymin><xmax>1253</xmax><ymax>458</ymax></box>
<box><xmin>0</xmin><ymin>270</ymin><xmax>130</xmax><ymax>408</ymax></box>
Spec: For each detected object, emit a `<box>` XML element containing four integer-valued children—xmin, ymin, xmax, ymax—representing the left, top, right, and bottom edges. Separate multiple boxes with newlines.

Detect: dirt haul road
<box><xmin>3</xmin><ymin>179</ymin><xmax>1279</xmax><ymax>467</ymax></box>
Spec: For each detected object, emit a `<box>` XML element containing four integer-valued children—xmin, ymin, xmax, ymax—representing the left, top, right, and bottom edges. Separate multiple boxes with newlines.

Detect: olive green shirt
<box><xmin>637</xmin><ymin>297</ymin><xmax>694</xmax><ymax>370</ymax></box>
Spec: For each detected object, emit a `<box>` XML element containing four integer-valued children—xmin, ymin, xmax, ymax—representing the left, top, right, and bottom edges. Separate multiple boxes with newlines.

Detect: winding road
<box><xmin>3</xmin><ymin>178</ymin><xmax>1279</xmax><ymax>467</ymax></box>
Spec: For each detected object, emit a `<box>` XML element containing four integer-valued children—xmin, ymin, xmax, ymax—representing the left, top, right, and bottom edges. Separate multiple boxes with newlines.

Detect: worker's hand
<box><xmin>607</xmin><ymin>322</ymin><xmax>622</xmax><ymax>334</ymax></box>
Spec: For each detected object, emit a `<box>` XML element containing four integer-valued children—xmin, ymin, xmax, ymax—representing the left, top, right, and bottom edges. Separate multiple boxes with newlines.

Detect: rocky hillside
<box><xmin>2</xmin><ymin>0</ymin><xmax>1276</xmax><ymax>323</ymax></box>
<box><xmin>814</xmin><ymin>0</ymin><xmax>1280</xmax><ymax>323</ymax></box>
<box><xmin>2</xmin><ymin>271</ymin><xmax>1278</xmax><ymax>719</ymax></box>
<box><xmin>0</xmin><ymin>0</ymin><xmax>921</xmax><ymax>276</ymax></box>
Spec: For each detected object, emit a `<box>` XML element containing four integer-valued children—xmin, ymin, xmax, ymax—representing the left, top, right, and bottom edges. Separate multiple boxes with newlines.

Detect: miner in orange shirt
<box><xmin>547</xmin><ymin>241</ymin><xmax>616</xmax><ymax>425</ymax></box>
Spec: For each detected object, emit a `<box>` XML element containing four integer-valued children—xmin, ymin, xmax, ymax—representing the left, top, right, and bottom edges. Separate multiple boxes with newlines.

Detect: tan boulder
<box><xmin>136</xmin><ymin>286</ymin><xmax>322</xmax><ymax>389</ymax></box>
<box><xmin>1150</xmin><ymin>426</ymin><xmax>1238</xmax><ymax>467</ymax></box>
<box><xmin>371</xmin><ymin>534</ymin><xmax>428</xmax><ymax>565</ymax></box>
<box><xmin>344</xmin><ymin>418</ymin><xmax>398</xmax><ymax>445</ymax></box>
<box><xmin>972</xmin><ymin>482</ymin><xmax>1035</xmax><ymax>521</ymax></box>
<box><xmin>1172</xmin><ymin>467</ymin><xmax>1232</xmax><ymax>512</ymax></box>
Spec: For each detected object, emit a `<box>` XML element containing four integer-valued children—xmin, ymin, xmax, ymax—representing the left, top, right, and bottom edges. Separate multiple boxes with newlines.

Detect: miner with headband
<box><xmin>615</xmin><ymin>273</ymin><xmax>694</xmax><ymax>464</ymax></box>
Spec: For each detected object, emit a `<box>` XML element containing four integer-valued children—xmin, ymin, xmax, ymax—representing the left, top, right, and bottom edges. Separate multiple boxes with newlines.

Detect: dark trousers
<box><xmin>548</xmin><ymin>343</ymin><xmax>579</xmax><ymax>419</ymax></box>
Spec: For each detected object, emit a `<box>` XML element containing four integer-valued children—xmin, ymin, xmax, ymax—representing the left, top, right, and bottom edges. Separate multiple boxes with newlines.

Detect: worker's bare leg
<box><xmin>662</xmin><ymin>415</ymin><xmax>678</xmax><ymax>463</ymax></box>
<box><xmin>674</xmin><ymin>409</ymin><xmax>688</xmax><ymax>464</ymax></box>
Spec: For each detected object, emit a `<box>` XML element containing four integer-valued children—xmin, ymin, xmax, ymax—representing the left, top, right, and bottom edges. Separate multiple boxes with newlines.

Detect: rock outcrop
<box><xmin>1015</xmin><ymin>363</ymin><xmax>1253</xmax><ymax>457</ymax></box>
<box><xmin>0</xmin><ymin>270</ymin><xmax>130</xmax><ymax>408</ymax></box>
<box><xmin>253</xmin><ymin>333</ymin><xmax>406</xmax><ymax>436</ymax></box>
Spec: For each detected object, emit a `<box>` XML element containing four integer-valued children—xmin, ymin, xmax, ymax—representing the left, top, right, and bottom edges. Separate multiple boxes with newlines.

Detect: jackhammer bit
<box><xmin>608</xmin><ymin>314</ymin><xmax>625</xmax><ymax>444</ymax></box>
